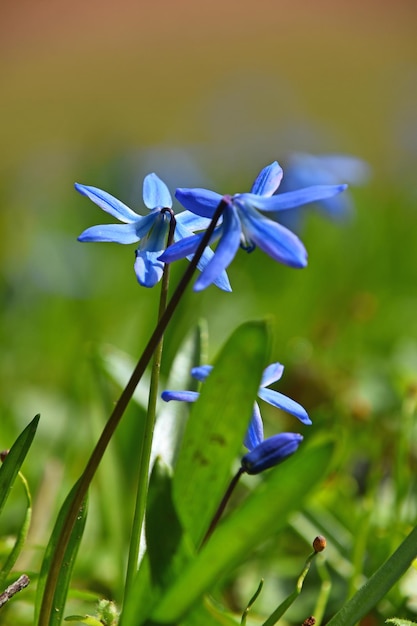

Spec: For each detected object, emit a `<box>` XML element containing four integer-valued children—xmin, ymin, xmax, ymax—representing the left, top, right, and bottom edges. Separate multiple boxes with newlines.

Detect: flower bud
<box><xmin>241</xmin><ymin>433</ymin><xmax>303</xmax><ymax>475</ymax></box>
<box><xmin>313</xmin><ymin>535</ymin><xmax>326</xmax><ymax>553</ymax></box>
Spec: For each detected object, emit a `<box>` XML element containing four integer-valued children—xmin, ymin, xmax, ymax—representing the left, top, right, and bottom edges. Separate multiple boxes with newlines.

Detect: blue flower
<box><xmin>76</xmin><ymin>173</ymin><xmax>231</xmax><ymax>290</ymax></box>
<box><xmin>241</xmin><ymin>432</ymin><xmax>303</xmax><ymax>475</ymax></box>
<box><xmin>159</xmin><ymin>161</ymin><xmax>347</xmax><ymax>291</ymax></box>
<box><xmin>276</xmin><ymin>153</ymin><xmax>370</xmax><ymax>227</ymax></box>
<box><xmin>162</xmin><ymin>361</ymin><xmax>311</xmax><ymax>473</ymax></box>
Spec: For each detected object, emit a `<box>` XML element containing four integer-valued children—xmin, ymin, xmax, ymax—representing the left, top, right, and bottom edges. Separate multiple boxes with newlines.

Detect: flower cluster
<box><xmin>162</xmin><ymin>362</ymin><xmax>311</xmax><ymax>474</ymax></box>
<box><xmin>76</xmin><ymin>162</ymin><xmax>347</xmax><ymax>291</ymax></box>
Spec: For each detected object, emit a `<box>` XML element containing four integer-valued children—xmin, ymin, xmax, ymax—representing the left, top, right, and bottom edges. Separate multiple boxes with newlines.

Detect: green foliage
<box><xmin>0</xmin><ymin>415</ymin><xmax>39</xmax><ymax>518</ymax></box>
<box><xmin>35</xmin><ymin>485</ymin><xmax>88</xmax><ymax>626</ymax></box>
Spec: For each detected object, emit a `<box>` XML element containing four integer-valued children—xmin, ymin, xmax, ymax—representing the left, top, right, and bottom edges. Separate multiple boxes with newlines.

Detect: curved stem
<box><xmin>38</xmin><ymin>198</ymin><xmax>227</xmax><ymax>626</ymax></box>
<box><xmin>202</xmin><ymin>467</ymin><xmax>244</xmax><ymax>546</ymax></box>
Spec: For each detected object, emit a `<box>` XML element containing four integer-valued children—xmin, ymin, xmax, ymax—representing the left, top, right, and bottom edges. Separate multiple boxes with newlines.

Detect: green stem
<box><xmin>38</xmin><ymin>198</ymin><xmax>228</xmax><ymax>626</ymax></box>
<box><xmin>261</xmin><ymin>551</ymin><xmax>317</xmax><ymax>626</ymax></box>
<box><xmin>124</xmin><ymin>211</ymin><xmax>175</xmax><ymax>595</ymax></box>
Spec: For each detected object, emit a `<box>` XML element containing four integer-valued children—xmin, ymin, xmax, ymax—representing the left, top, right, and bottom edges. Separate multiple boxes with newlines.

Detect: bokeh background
<box><xmin>2</xmin><ymin>0</ymin><xmax>417</xmax><ymax>622</ymax></box>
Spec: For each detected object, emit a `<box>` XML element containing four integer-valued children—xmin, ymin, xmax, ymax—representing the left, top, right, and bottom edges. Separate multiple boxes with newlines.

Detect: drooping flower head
<box><xmin>159</xmin><ymin>161</ymin><xmax>347</xmax><ymax>291</ymax></box>
<box><xmin>76</xmin><ymin>173</ymin><xmax>231</xmax><ymax>290</ymax></box>
<box><xmin>162</xmin><ymin>361</ymin><xmax>311</xmax><ymax>474</ymax></box>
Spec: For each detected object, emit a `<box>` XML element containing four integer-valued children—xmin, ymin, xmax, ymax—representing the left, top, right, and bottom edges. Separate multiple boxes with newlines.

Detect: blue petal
<box><xmin>257</xmin><ymin>388</ymin><xmax>312</xmax><ymax>425</ymax></box>
<box><xmin>238</xmin><ymin>205</ymin><xmax>307</xmax><ymax>268</ymax></box>
<box><xmin>176</xmin><ymin>211</ymin><xmax>212</xmax><ymax>231</ymax></box>
<box><xmin>173</xmin><ymin>221</ymin><xmax>231</xmax><ymax>291</ymax></box>
<box><xmin>244</xmin><ymin>402</ymin><xmax>264</xmax><ymax>450</ymax></box>
<box><xmin>142</xmin><ymin>173</ymin><xmax>172</xmax><ymax>210</ymax></box>
<box><xmin>78</xmin><ymin>223</ymin><xmax>139</xmax><ymax>244</ymax></box>
<box><xmin>159</xmin><ymin>227</ymin><xmax>220</xmax><ymax>263</ymax></box>
<box><xmin>133</xmin><ymin>211</ymin><xmax>162</xmax><ymax>239</ymax></box>
<box><xmin>241</xmin><ymin>433</ymin><xmax>303</xmax><ymax>474</ymax></box>
<box><xmin>193</xmin><ymin>245</ymin><xmax>232</xmax><ymax>292</ymax></box>
<box><xmin>261</xmin><ymin>363</ymin><xmax>284</xmax><ymax>388</ymax></box>
<box><xmin>134</xmin><ymin>250</ymin><xmax>164</xmax><ymax>287</ymax></box>
<box><xmin>193</xmin><ymin>207</ymin><xmax>241</xmax><ymax>292</ymax></box>
<box><xmin>191</xmin><ymin>365</ymin><xmax>213</xmax><ymax>381</ymax></box>
<box><xmin>175</xmin><ymin>187</ymin><xmax>223</xmax><ymax>218</ymax></box>
<box><xmin>133</xmin><ymin>214</ymin><xmax>171</xmax><ymax>287</ymax></box>
<box><xmin>161</xmin><ymin>390</ymin><xmax>200</xmax><ymax>403</ymax></box>
<box><xmin>243</xmin><ymin>185</ymin><xmax>348</xmax><ymax>212</ymax></box>
<box><xmin>250</xmin><ymin>162</ymin><xmax>283</xmax><ymax>197</ymax></box>
<box><xmin>309</xmin><ymin>154</ymin><xmax>371</xmax><ymax>184</ymax></box>
<box><xmin>75</xmin><ymin>183</ymin><xmax>139</xmax><ymax>223</ymax></box>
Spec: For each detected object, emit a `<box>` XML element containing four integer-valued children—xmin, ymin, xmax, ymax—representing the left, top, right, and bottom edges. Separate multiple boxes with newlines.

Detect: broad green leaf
<box><xmin>121</xmin><ymin>460</ymin><xmax>196</xmax><ymax>626</ymax></box>
<box><xmin>35</xmin><ymin>482</ymin><xmax>88</xmax><ymax>626</ymax></box>
<box><xmin>173</xmin><ymin>320</ymin><xmax>270</xmax><ymax>547</ymax></box>
<box><xmin>146</xmin><ymin>458</ymin><xmax>194</xmax><ymax>589</ymax></box>
<box><xmin>326</xmin><ymin>524</ymin><xmax>417</xmax><ymax>626</ymax></box>
<box><xmin>151</xmin><ymin>321</ymin><xmax>208</xmax><ymax>469</ymax></box>
<box><xmin>150</xmin><ymin>437</ymin><xmax>334</xmax><ymax>624</ymax></box>
<box><xmin>386</xmin><ymin>620</ymin><xmax>417</xmax><ymax>626</ymax></box>
<box><xmin>0</xmin><ymin>414</ymin><xmax>39</xmax><ymax>517</ymax></box>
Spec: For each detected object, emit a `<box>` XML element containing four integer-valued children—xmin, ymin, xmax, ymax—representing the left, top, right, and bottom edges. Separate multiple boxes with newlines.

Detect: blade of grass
<box><xmin>35</xmin><ymin>483</ymin><xmax>88</xmax><ymax>625</ymax></box>
<box><xmin>326</xmin><ymin>524</ymin><xmax>417</xmax><ymax>626</ymax></box>
<box><xmin>0</xmin><ymin>414</ymin><xmax>40</xmax><ymax>517</ymax></box>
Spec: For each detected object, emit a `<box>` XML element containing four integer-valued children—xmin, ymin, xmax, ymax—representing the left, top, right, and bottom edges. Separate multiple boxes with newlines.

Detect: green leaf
<box><xmin>146</xmin><ymin>458</ymin><xmax>194</xmax><ymax>589</ymax></box>
<box><xmin>121</xmin><ymin>460</ymin><xmax>196</xmax><ymax>626</ymax></box>
<box><xmin>0</xmin><ymin>472</ymin><xmax>32</xmax><ymax>587</ymax></box>
<box><xmin>173</xmin><ymin>320</ymin><xmax>270</xmax><ymax>547</ymax></box>
<box><xmin>35</xmin><ymin>483</ymin><xmax>88</xmax><ymax>626</ymax></box>
<box><xmin>151</xmin><ymin>321</ymin><xmax>208</xmax><ymax>469</ymax></box>
<box><xmin>0</xmin><ymin>414</ymin><xmax>39</xmax><ymax>517</ymax></box>
<box><xmin>386</xmin><ymin>620</ymin><xmax>417</xmax><ymax>626</ymax></box>
<box><xmin>326</xmin><ymin>525</ymin><xmax>417</xmax><ymax>626</ymax></box>
<box><xmin>151</xmin><ymin>437</ymin><xmax>334</xmax><ymax>624</ymax></box>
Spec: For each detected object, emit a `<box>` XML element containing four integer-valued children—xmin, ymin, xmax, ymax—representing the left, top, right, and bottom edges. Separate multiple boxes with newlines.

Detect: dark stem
<box><xmin>202</xmin><ymin>467</ymin><xmax>244</xmax><ymax>546</ymax></box>
<box><xmin>38</xmin><ymin>198</ymin><xmax>228</xmax><ymax>626</ymax></box>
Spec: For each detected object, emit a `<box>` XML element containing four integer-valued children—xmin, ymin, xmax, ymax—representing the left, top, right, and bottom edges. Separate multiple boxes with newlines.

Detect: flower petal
<box><xmin>257</xmin><ymin>388</ymin><xmax>312</xmax><ymax>425</ymax></box>
<box><xmin>191</xmin><ymin>365</ymin><xmax>213</xmax><ymax>381</ymax></box>
<box><xmin>78</xmin><ymin>223</ymin><xmax>139</xmax><ymax>244</ymax></box>
<box><xmin>193</xmin><ymin>207</ymin><xmax>241</xmax><ymax>291</ymax></box>
<box><xmin>250</xmin><ymin>161</ymin><xmax>283</xmax><ymax>197</ymax></box>
<box><xmin>75</xmin><ymin>183</ymin><xmax>139</xmax><ymax>223</ymax></box>
<box><xmin>161</xmin><ymin>390</ymin><xmax>200</xmax><ymax>403</ymax></box>
<box><xmin>133</xmin><ymin>213</ymin><xmax>171</xmax><ymax>287</ymax></box>
<box><xmin>244</xmin><ymin>402</ymin><xmax>264</xmax><ymax>450</ymax></box>
<box><xmin>143</xmin><ymin>173</ymin><xmax>172</xmax><ymax>210</ymax></box>
<box><xmin>261</xmin><ymin>363</ymin><xmax>284</xmax><ymax>388</ymax></box>
<box><xmin>243</xmin><ymin>184</ymin><xmax>348</xmax><ymax>212</ymax></box>
<box><xmin>241</xmin><ymin>432</ymin><xmax>303</xmax><ymax>474</ymax></box>
<box><xmin>175</xmin><ymin>187</ymin><xmax>223</xmax><ymax>218</ymax></box>
<box><xmin>172</xmin><ymin>220</ymin><xmax>231</xmax><ymax>291</ymax></box>
<box><xmin>239</xmin><ymin>206</ymin><xmax>307</xmax><ymax>268</ymax></box>
<box><xmin>134</xmin><ymin>250</ymin><xmax>165</xmax><ymax>287</ymax></box>
<box><xmin>159</xmin><ymin>226</ymin><xmax>220</xmax><ymax>263</ymax></box>
<box><xmin>176</xmin><ymin>211</ymin><xmax>212</xmax><ymax>231</ymax></box>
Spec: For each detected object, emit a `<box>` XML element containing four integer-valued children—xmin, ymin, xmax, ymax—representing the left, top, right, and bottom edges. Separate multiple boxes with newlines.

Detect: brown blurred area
<box><xmin>1</xmin><ymin>0</ymin><xmax>417</xmax><ymax>174</ymax></box>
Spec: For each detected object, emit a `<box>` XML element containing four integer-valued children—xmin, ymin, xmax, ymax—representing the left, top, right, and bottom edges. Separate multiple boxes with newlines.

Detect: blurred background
<box><xmin>1</xmin><ymin>0</ymin><xmax>417</xmax><ymax>622</ymax></box>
